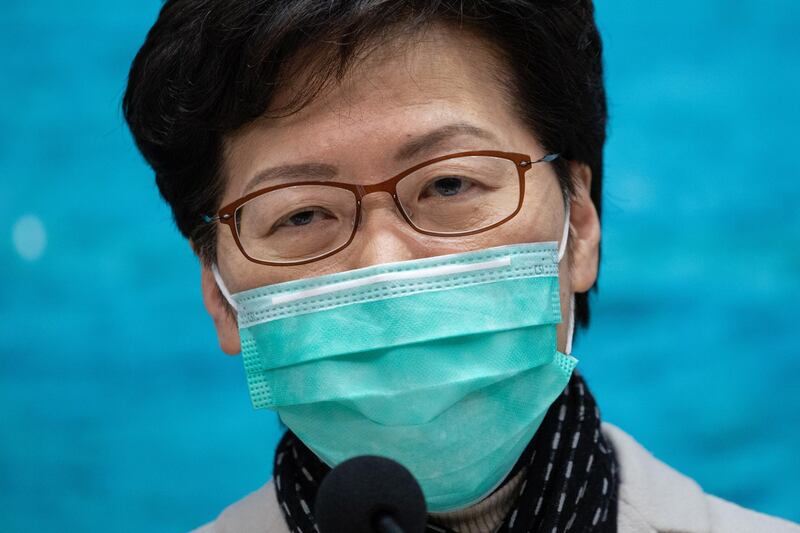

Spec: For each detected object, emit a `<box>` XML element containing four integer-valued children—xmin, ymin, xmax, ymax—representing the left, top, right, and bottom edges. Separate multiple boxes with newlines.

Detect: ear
<box><xmin>200</xmin><ymin>264</ymin><xmax>241</xmax><ymax>355</ymax></box>
<box><xmin>567</xmin><ymin>161</ymin><xmax>600</xmax><ymax>293</ymax></box>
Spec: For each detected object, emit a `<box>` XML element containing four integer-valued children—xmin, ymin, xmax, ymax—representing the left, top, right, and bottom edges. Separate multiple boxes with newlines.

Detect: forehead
<box><xmin>272</xmin><ymin>23</ymin><xmax>509</xmax><ymax>115</ymax></box>
<box><xmin>222</xmin><ymin>23</ymin><xmax>532</xmax><ymax>196</ymax></box>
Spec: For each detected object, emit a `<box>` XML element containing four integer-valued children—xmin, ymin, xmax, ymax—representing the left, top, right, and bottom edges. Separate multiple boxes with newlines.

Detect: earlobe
<box><xmin>567</xmin><ymin>162</ymin><xmax>600</xmax><ymax>293</ymax></box>
<box><xmin>200</xmin><ymin>265</ymin><xmax>242</xmax><ymax>355</ymax></box>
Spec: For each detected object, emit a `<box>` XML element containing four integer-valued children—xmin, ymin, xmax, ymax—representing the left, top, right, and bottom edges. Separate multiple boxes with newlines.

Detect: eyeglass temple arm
<box><xmin>520</xmin><ymin>152</ymin><xmax>560</xmax><ymax>167</ymax></box>
<box><xmin>202</xmin><ymin>213</ymin><xmax>233</xmax><ymax>224</ymax></box>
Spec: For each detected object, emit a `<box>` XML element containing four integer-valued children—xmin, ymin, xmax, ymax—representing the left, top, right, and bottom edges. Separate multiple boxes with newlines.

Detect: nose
<box><xmin>347</xmin><ymin>192</ymin><xmax>424</xmax><ymax>269</ymax></box>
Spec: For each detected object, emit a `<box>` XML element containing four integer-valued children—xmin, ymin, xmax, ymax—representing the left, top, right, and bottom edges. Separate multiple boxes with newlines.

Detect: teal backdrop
<box><xmin>1</xmin><ymin>1</ymin><xmax>798</xmax><ymax>531</ymax></box>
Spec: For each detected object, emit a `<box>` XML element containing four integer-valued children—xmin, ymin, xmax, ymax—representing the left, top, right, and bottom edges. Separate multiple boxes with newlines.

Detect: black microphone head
<box><xmin>315</xmin><ymin>455</ymin><xmax>427</xmax><ymax>533</ymax></box>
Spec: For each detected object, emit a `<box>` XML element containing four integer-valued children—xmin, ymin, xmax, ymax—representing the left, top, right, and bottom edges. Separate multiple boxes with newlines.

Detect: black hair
<box><xmin>123</xmin><ymin>0</ymin><xmax>606</xmax><ymax>329</ymax></box>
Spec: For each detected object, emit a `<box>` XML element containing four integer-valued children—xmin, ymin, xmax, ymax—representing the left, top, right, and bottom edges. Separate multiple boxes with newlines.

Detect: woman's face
<box><xmin>202</xmin><ymin>23</ymin><xmax>600</xmax><ymax>355</ymax></box>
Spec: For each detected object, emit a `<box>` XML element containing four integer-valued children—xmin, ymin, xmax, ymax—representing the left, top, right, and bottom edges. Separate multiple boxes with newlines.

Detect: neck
<box><xmin>429</xmin><ymin>467</ymin><xmax>527</xmax><ymax>533</ymax></box>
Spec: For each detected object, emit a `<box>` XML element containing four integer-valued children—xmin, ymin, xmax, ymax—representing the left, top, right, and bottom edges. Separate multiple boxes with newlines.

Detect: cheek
<box><xmin>554</xmin><ymin>260</ymin><xmax>574</xmax><ymax>351</ymax></box>
<box><xmin>216</xmin><ymin>230</ymin><xmax>287</xmax><ymax>292</ymax></box>
<box><xmin>558</xmin><ymin>260</ymin><xmax>572</xmax><ymax>304</ymax></box>
<box><xmin>481</xmin><ymin>203</ymin><xmax>562</xmax><ymax>248</ymax></box>
<box><xmin>492</xmin><ymin>171</ymin><xmax>564</xmax><ymax>244</ymax></box>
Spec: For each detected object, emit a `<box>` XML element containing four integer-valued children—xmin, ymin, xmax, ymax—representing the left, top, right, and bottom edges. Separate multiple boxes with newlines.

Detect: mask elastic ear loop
<box><xmin>557</xmin><ymin>199</ymin><xmax>571</xmax><ymax>263</ymax></box>
<box><xmin>557</xmin><ymin>198</ymin><xmax>574</xmax><ymax>354</ymax></box>
<box><xmin>566</xmin><ymin>293</ymin><xmax>576</xmax><ymax>355</ymax></box>
<box><xmin>211</xmin><ymin>263</ymin><xmax>238</xmax><ymax>312</ymax></box>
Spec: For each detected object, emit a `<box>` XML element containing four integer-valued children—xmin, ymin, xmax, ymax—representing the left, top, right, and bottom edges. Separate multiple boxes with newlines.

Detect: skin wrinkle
<box><xmin>202</xmin><ymin>22</ymin><xmax>599</xmax><ymax>356</ymax></box>
<box><xmin>237</xmin><ymin>123</ymin><xmax>500</xmax><ymax>195</ymax></box>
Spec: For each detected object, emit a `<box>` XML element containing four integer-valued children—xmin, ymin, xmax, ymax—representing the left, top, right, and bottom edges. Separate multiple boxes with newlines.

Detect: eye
<box><xmin>421</xmin><ymin>176</ymin><xmax>473</xmax><ymax>198</ymax></box>
<box><xmin>287</xmin><ymin>210</ymin><xmax>316</xmax><ymax>226</ymax></box>
<box><xmin>270</xmin><ymin>207</ymin><xmax>333</xmax><ymax>233</ymax></box>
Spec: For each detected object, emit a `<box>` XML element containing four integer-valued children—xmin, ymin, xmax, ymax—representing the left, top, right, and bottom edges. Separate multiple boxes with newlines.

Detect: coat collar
<box><xmin>602</xmin><ymin>422</ymin><xmax>712</xmax><ymax>533</ymax></box>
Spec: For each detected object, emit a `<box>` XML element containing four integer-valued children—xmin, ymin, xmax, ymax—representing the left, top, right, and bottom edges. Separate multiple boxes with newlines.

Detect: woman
<box><xmin>123</xmin><ymin>1</ymin><xmax>799</xmax><ymax>531</ymax></box>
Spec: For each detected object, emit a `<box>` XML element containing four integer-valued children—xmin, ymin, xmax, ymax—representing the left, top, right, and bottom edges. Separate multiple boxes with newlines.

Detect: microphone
<box><xmin>315</xmin><ymin>455</ymin><xmax>427</xmax><ymax>533</ymax></box>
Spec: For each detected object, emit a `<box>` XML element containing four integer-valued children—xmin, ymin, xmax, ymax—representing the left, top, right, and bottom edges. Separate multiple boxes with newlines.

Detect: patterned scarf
<box><xmin>273</xmin><ymin>371</ymin><xmax>618</xmax><ymax>533</ymax></box>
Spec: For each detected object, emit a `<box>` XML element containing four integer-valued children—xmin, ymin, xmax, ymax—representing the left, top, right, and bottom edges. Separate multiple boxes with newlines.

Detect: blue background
<box><xmin>1</xmin><ymin>1</ymin><xmax>798</xmax><ymax>531</ymax></box>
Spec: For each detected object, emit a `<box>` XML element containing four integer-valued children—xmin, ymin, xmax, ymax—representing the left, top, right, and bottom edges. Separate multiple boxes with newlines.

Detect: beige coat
<box><xmin>192</xmin><ymin>423</ymin><xmax>799</xmax><ymax>533</ymax></box>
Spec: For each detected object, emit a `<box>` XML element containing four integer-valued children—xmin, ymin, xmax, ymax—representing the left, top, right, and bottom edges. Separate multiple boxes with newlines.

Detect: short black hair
<box><xmin>123</xmin><ymin>0</ymin><xmax>607</xmax><ymax>329</ymax></box>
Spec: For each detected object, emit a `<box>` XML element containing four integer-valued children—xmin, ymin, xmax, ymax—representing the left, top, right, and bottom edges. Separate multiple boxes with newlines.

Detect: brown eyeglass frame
<box><xmin>203</xmin><ymin>150</ymin><xmax>560</xmax><ymax>266</ymax></box>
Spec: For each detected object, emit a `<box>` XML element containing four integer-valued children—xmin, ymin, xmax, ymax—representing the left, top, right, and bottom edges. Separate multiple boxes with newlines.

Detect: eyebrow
<box><xmin>241</xmin><ymin>163</ymin><xmax>339</xmax><ymax>195</ymax></box>
<box><xmin>240</xmin><ymin>122</ymin><xmax>498</xmax><ymax>195</ymax></box>
<box><xmin>393</xmin><ymin>122</ymin><xmax>498</xmax><ymax>162</ymax></box>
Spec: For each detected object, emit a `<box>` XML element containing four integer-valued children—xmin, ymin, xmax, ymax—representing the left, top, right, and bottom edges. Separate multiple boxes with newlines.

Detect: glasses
<box><xmin>204</xmin><ymin>150</ymin><xmax>559</xmax><ymax>266</ymax></box>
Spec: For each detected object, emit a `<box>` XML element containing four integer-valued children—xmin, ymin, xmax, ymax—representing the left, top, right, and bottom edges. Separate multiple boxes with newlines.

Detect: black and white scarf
<box><xmin>273</xmin><ymin>371</ymin><xmax>618</xmax><ymax>533</ymax></box>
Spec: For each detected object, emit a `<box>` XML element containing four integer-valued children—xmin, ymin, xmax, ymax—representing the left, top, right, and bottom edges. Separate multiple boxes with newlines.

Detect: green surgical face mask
<box><xmin>214</xmin><ymin>235</ymin><xmax>577</xmax><ymax>512</ymax></box>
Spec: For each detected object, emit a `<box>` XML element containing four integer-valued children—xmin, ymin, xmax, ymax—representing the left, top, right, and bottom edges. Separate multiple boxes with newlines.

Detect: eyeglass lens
<box><xmin>234</xmin><ymin>155</ymin><xmax>520</xmax><ymax>263</ymax></box>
